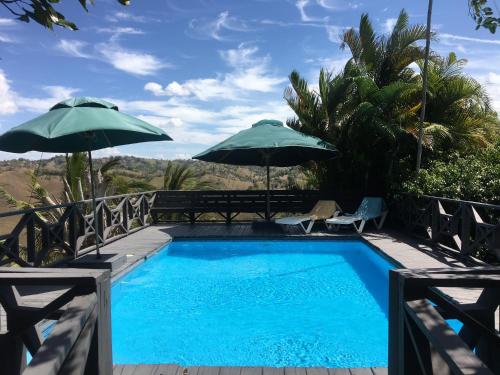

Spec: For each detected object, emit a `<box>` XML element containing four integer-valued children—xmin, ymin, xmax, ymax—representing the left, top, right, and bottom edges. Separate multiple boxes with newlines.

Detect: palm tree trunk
<box><xmin>416</xmin><ymin>0</ymin><xmax>433</xmax><ymax>172</ymax></box>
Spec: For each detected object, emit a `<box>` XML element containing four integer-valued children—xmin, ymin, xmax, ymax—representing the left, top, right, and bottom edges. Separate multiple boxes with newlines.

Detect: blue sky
<box><xmin>0</xmin><ymin>0</ymin><xmax>499</xmax><ymax>160</ymax></box>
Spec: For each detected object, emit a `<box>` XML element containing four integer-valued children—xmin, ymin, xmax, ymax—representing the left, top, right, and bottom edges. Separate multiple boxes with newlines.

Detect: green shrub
<box><xmin>402</xmin><ymin>144</ymin><xmax>500</xmax><ymax>203</ymax></box>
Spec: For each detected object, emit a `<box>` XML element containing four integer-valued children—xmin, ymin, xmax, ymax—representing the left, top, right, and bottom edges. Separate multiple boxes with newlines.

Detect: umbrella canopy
<box><xmin>0</xmin><ymin>97</ymin><xmax>172</xmax><ymax>152</ymax></box>
<box><xmin>193</xmin><ymin>119</ymin><xmax>338</xmax><ymax>221</ymax></box>
<box><xmin>193</xmin><ymin>119</ymin><xmax>336</xmax><ymax>166</ymax></box>
<box><xmin>0</xmin><ymin>97</ymin><xmax>172</xmax><ymax>258</ymax></box>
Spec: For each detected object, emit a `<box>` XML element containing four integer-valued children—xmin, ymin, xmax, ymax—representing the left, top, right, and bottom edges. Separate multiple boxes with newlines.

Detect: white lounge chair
<box><xmin>325</xmin><ymin>197</ymin><xmax>387</xmax><ymax>233</ymax></box>
<box><xmin>276</xmin><ymin>200</ymin><xmax>342</xmax><ymax>234</ymax></box>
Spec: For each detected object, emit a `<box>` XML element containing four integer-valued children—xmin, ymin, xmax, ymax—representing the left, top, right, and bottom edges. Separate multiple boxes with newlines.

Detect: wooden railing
<box><xmin>0</xmin><ymin>268</ymin><xmax>111</xmax><ymax>375</ymax></box>
<box><xmin>389</xmin><ymin>267</ymin><xmax>500</xmax><ymax>375</ymax></box>
<box><xmin>392</xmin><ymin>193</ymin><xmax>500</xmax><ymax>262</ymax></box>
<box><xmin>151</xmin><ymin>189</ymin><xmax>323</xmax><ymax>223</ymax></box>
<box><xmin>0</xmin><ymin>191</ymin><xmax>156</xmax><ymax>267</ymax></box>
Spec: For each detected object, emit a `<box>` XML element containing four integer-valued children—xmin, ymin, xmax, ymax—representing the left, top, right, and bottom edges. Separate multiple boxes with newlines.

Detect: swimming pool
<box><xmin>111</xmin><ymin>239</ymin><xmax>394</xmax><ymax>367</ymax></box>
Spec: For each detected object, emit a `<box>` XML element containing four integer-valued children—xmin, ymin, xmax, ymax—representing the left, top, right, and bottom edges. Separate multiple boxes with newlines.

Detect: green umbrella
<box><xmin>0</xmin><ymin>97</ymin><xmax>172</xmax><ymax>257</ymax></box>
<box><xmin>193</xmin><ymin>119</ymin><xmax>338</xmax><ymax>221</ymax></box>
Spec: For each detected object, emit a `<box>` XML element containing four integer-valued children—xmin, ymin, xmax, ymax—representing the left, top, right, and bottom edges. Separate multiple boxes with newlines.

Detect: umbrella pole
<box><xmin>88</xmin><ymin>150</ymin><xmax>101</xmax><ymax>259</ymax></box>
<box><xmin>266</xmin><ymin>160</ymin><xmax>270</xmax><ymax>221</ymax></box>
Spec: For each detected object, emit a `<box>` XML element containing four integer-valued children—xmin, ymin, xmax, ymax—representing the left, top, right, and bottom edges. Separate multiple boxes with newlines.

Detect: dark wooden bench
<box><xmin>151</xmin><ymin>190</ymin><xmax>322</xmax><ymax>224</ymax></box>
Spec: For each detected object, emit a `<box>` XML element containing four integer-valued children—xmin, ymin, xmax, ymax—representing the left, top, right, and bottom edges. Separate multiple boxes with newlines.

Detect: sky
<box><xmin>0</xmin><ymin>0</ymin><xmax>499</xmax><ymax>160</ymax></box>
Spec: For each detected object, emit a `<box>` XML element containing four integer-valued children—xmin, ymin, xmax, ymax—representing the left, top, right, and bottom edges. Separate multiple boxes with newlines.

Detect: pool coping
<box><xmin>109</xmin><ymin>234</ymin><xmax>402</xmax><ymax>284</ymax></box>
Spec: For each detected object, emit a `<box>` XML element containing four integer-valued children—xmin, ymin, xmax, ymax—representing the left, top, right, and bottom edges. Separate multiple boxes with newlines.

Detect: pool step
<box><xmin>69</xmin><ymin>252</ymin><xmax>127</xmax><ymax>271</ymax></box>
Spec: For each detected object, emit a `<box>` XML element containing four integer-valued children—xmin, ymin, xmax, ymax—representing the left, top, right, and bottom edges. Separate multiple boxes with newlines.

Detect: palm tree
<box><xmin>162</xmin><ymin>161</ymin><xmax>213</xmax><ymax>190</ymax></box>
<box><xmin>341</xmin><ymin>9</ymin><xmax>428</xmax><ymax>87</ymax></box>
<box><xmin>416</xmin><ymin>52</ymin><xmax>499</xmax><ymax>151</ymax></box>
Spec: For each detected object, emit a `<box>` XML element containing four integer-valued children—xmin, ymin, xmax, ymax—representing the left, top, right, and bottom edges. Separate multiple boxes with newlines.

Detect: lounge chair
<box><xmin>276</xmin><ymin>200</ymin><xmax>342</xmax><ymax>234</ymax></box>
<box><xmin>325</xmin><ymin>197</ymin><xmax>387</xmax><ymax>233</ymax></box>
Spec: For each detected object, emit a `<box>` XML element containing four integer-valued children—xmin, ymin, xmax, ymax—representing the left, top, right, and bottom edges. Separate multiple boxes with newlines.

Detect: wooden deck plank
<box><xmin>285</xmin><ymin>368</ymin><xmax>306</xmax><ymax>375</ymax></box>
<box><xmin>133</xmin><ymin>365</ymin><xmax>159</xmax><ymax>375</ymax></box>
<box><xmin>263</xmin><ymin>367</ymin><xmax>285</xmax><ymax>375</ymax></box>
<box><xmin>348</xmin><ymin>369</ymin><xmax>373</xmax><ymax>375</ymax></box>
<box><xmin>305</xmin><ymin>368</ymin><xmax>328</xmax><ymax>375</ymax></box>
<box><xmin>328</xmin><ymin>369</ymin><xmax>350</xmax><ymax>375</ymax></box>
<box><xmin>118</xmin><ymin>365</ymin><xmax>137</xmax><ymax>375</ymax></box>
<box><xmin>153</xmin><ymin>364</ymin><xmax>181</xmax><ymax>375</ymax></box>
<box><xmin>196</xmin><ymin>366</ymin><xmax>221</xmax><ymax>375</ymax></box>
<box><xmin>370</xmin><ymin>368</ymin><xmax>388</xmax><ymax>375</ymax></box>
<box><xmin>219</xmin><ymin>367</ymin><xmax>242</xmax><ymax>375</ymax></box>
<box><xmin>241</xmin><ymin>367</ymin><xmax>263</xmax><ymax>375</ymax></box>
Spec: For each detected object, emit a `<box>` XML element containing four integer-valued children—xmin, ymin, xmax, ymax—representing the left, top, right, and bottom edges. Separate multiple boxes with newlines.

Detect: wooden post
<box><xmin>388</xmin><ymin>270</ymin><xmax>404</xmax><ymax>375</ymax></box>
<box><xmin>26</xmin><ymin>213</ymin><xmax>36</xmax><ymax>264</ymax></box>
<box><xmin>98</xmin><ymin>271</ymin><xmax>112</xmax><ymax>375</ymax></box>
<box><xmin>430</xmin><ymin>198</ymin><xmax>440</xmax><ymax>242</ymax></box>
<box><xmin>122</xmin><ymin>197</ymin><xmax>129</xmax><ymax>233</ymax></box>
<box><xmin>460</xmin><ymin>202</ymin><xmax>472</xmax><ymax>255</ymax></box>
<box><xmin>68</xmin><ymin>205</ymin><xmax>78</xmax><ymax>258</ymax></box>
<box><xmin>0</xmin><ymin>332</ymin><xmax>26</xmax><ymax>374</ymax></box>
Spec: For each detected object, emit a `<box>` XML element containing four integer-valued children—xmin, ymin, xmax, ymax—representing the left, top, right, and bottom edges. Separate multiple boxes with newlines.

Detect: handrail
<box><xmin>0</xmin><ymin>191</ymin><xmax>157</xmax><ymax>267</ymax></box>
<box><xmin>389</xmin><ymin>267</ymin><xmax>500</xmax><ymax>375</ymax></box>
<box><xmin>392</xmin><ymin>193</ymin><xmax>500</xmax><ymax>262</ymax></box>
<box><xmin>0</xmin><ymin>268</ymin><xmax>112</xmax><ymax>375</ymax></box>
<box><xmin>398</xmin><ymin>192</ymin><xmax>500</xmax><ymax>210</ymax></box>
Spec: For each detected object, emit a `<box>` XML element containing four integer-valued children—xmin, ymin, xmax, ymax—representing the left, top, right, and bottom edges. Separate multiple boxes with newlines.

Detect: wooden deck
<box><xmin>112</xmin><ymin>365</ymin><xmax>388</xmax><ymax>375</ymax></box>
<box><xmin>3</xmin><ymin>222</ymin><xmax>489</xmax><ymax>372</ymax></box>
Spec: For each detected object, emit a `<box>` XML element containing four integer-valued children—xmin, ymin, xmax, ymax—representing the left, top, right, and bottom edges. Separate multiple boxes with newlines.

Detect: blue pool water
<box><xmin>111</xmin><ymin>240</ymin><xmax>394</xmax><ymax>367</ymax></box>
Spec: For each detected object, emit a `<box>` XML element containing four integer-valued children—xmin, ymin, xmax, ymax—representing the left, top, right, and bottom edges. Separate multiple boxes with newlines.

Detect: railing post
<box><xmin>0</xmin><ymin>332</ymin><xmax>26</xmax><ymax>374</ymax></box>
<box><xmin>430</xmin><ymin>198</ymin><xmax>440</xmax><ymax>242</ymax></box>
<box><xmin>26</xmin><ymin>213</ymin><xmax>36</xmax><ymax>264</ymax></box>
<box><xmin>389</xmin><ymin>269</ymin><xmax>404</xmax><ymax>375</ymax></box>
<box><xmin>84</xmin><ymin>270</ymin><xmax>112</xmax><ymax>375</ymax></box>
<box><xmin>460</xmin><ymin>202</ymin><xmax>472</xmax><ymax>255</ymax></box>
<box><xmin>68</xmin><ymin>204</ymin><xmax>77</xmax><ymax>258</ymax></box>
<box><xmin>122</xmin><ymin>196</ymin><xmax>129</xmax><ymax>233</ymax></box>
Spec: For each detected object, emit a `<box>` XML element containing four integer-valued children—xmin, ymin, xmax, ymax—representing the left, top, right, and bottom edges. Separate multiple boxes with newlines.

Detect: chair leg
<box><xmin>353</xmin><ymin>220</ymin><xmax>366</xmax><ymax>233</ymax></box>
<box><xmin>304</xmin><ymin>220</ymin><xmax>315</xmax><ymax>234</ymax></box>
<box><xmin>374</xmin><ymin>211</ymin><xmax>388</xmax><ymax>230</ymax></box>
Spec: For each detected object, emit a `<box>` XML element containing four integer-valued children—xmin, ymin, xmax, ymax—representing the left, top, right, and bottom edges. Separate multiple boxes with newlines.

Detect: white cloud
<box><xmin>93</xmin><ymin>147</ymin><xmax>121</xmax><ymax>157</ymax></box>
<box><xmin>106</xmin><ymin>12</ymin><xmax>148</xmax><ymax>23</ymax></box>
<box><xmin>306</xmin><ymin>56</ymin><xmax>349</xmax><ymax>73</ymax></box>
<box><xmin>0</xmin><ymin>33</ymin><xmax>15</xmax><ymax>43</ymax></box>
<box><xmin>107</xmin><ymin>96</ymin><xmax>293</xmax><ymax>148</ymax></box>
<box><xmin>480</xmin><ymin>72</ymin><xmax>500</xmax><ymax>113</ymax></box>
<box><xmin>97</xmin><ymin>43</ymin><xmax>168</xmax><ymax>76</ymax></box>
<box><xmin>440</xmin><ymin>33</ymin><xmax>500</xmax><ymax>46</ymax></box>
<box><xmin>96</xmin><ymin>27</ymin><xmax>144</xmax><ymax>35</ymax></box>
<box><xmin>57</xmin><ymin>39</ymin><xmax>91</xmax><ymax>58</ymax></box>
<box><xmin>0</xmin><ymin>70</ymin><xmax>18</xmax><ymax>114</ymax></box>
<box><xmin>16</xmin><ymin>86</ymin><xmax>79</xmax><ymax>113</ymax></box>
<box><xmin>145</xmin><ymin>44</ymin><xmax>286</xmax><ymax>101</ymax></box>
<box><xmin>296</xmin><ymin>0</ymin><xmax>357</xmax><ymax>23</ymax></box>
<box><xmin>296</xmin><ymin>0</ymin><xmax>317</xmax><ymax>22</ymax></box>
<box><xmin>0</xmin><ymin>18</ymin><xmax>16</xmax><ymax>26</ymax></box>
<box><xmin>136</xmin><ymin>115</ymin><xmax>184</xmax><ymax>128</ymax></box>
<box><xmin>325</xmin><ymin>25</ymin><xmax>348</xmax><ymax>43</ymax></box>
<box><xmin>0</xmin><ymin>70</ymin><xmax>79</xmax><ymax>115</ymax></box>
<box><xmin>383</xmin><ymin>18</ymin><xmax>397</xmax><ymax>33</ymax></box>
<box><xmin>57</xmin><ymin>20</ymin><xmax>168</xmax><ymax>77</ymax></box>
<box><xmin>188</xmin><ymin>11</ymin><xmax>249</xmax><ymax>41</ymax></box>
<box><xmin>219</xmin><ymin>45</ymin><xmax>260</xmax><ymax>66</ymax></box>
<box><xmin>316</xmin><ymin>0</ymin><xmax>360</xmax><ymax>10</ymax></box>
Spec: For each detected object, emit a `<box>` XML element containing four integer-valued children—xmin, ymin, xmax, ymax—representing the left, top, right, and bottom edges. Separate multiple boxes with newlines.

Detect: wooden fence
<box><xmin>0</xmin><ymin>191</ymin><xmax>156</xmax><ymax>267</ymax></box>
<box><xmin>392</xmin><ymin>193</ymin><xmax>500</xmax><ymax>261</ymax></box>
<box><xmin>0</xmin><ymin>268</ymin><xmax>111</xmax><ymax>375</ymax></box>
<box><xmin>389</xmin><ymin>267</ymin><xmax>500</xmax><ymax>375</ymax></box>
<box><xmin>151</xmin><ymin>189</ymin><xmax>323</xmax><ymax>223</ymax></box>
